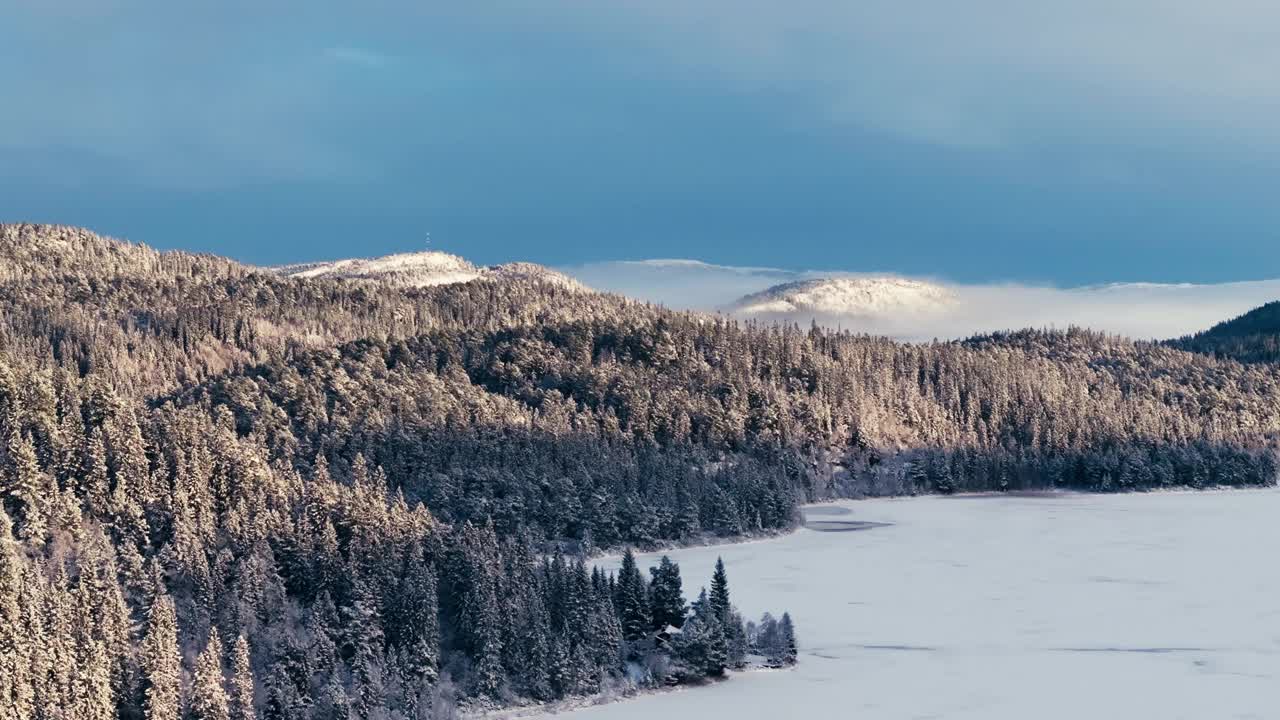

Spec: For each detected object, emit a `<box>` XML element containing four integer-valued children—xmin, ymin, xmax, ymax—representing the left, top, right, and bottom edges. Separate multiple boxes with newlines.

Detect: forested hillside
<box><xmin>0</xmin><ymin>224</ymin><xmax>632</xmax><ymax>397</ymax></box>
<box><xmin>1168</xmin><ymin>301</ymin><xmax>1280</xmax><ymax>364</ymax></box>
<box><xmin>0</xmin><ymin>224</ymin><xmax>1277</xmax><ymax>720</ymax></box>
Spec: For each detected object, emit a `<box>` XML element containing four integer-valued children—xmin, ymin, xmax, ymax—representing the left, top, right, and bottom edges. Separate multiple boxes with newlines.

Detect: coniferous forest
<box><xmin>1</xmin><ymin>224</ymin><xmax>1278</xmax><ymax>719</ymax></box>
<box><xmin>1168</xmin><ymin>300</ymin><xmax>1280</xmax><ymax>364</ymax></box>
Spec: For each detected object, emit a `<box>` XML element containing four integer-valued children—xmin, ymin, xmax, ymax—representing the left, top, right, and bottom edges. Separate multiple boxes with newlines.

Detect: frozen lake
<box><xmin>526</xmin><ymin>490</ymin><xmax>1280</xmax><ymax>720</ymax></box>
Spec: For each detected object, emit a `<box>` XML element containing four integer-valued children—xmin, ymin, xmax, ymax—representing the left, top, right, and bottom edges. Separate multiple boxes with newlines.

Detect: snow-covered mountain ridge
<box><xmin>730</xmin><ymin>276</ymin><xmax>957</xmax><ymax>317</ymax></box>
<box><xmin>274</xmin><ymin>251</ymin><xmax>587</xmax><ymax>291</ymax></box>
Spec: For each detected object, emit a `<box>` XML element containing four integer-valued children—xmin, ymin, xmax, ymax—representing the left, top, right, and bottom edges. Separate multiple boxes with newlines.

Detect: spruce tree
<box><xmin>262</xmin><ymin>665</ymin><xmax>306</xmax><ymax>720</ymax></box>
<box><xmin>673</xmin><ymin>590</ymin><xmax>727</xmax><ymax>680</ymax></box>
<box><xmin>516</xmin><ymin>598</ymin><xmax>553</xmax><ymax>701</ymax></box>
<box><xmin>71</xmin><ymin>577</ymin><xmax>114</xmax><ymax>720</ymax></box>
<box><xmin>671</xmin><ymin>614</ymin><xmax>708</xmax><ymax>681</ymax></box>
<box><xmin>141</xmin><ymin>595</ymin><xmax>181</xmax><ymax>720</ymax></box>
<box><xmin>4</xmin><ymin>431</ymin><xmax>48</xmax><ymax>541</ymax></box>
<box><xmin>190</xmin><ymin>630</ymin><xmax>231</xmax><ymax>720</ymax></box>
<box><xmin>18</xmin><ymin>565</ymin><xmax>45</xmax><ymax>720</ymax></box>
<box><xmin>0</xmin><ymin>508</ymin><xmax>33</xmax><ymax>720</ymax></box>
<box><xmin>394</xmin><ymin>554</ymin><xmax>440</xmax><ymax>685</ymax></box>
<box><xmin>229</xmin><ymin>635</ymin><xmax>256</xmax><ymax>720</ymax></box>
<box><xmin>449</xmin><ymin>523</ymin><xmax>504</xmax><ymax>700</ymax></box>
<box><xmin>615</xmin><ymin>549</ymin><xmax>650</xmax><ymax>642</ymax></box>
<box><xmin>590</xmin><ymin>585</ymin><xmax>623</xmax><ymax>673</ymax></box>
<box><xmin>778</xmin><ymin>613</ymin><xmax>798</xmax><ymax>666</ymax></box>
<box><xmin>80</xmin><ymin>429</ymin><xmax>111</xmax><ymax>517</ymax></box>
<box><xmin>306</xmin><ymin>592</ymin><xmax>340</xmax><ymax>682</ymax></box>
<box><xmin>344</xmin><ymin>576</ymin><xmax>386</xmax><ymax>719</ymax></box>
<box><xmin>45</xmin><ymin>565</ymin><xmax>75</xmax><ymax>720</ymax></box>
<box><xmin>546</xmin><ymin>634</ymin><xmax>573</xmax><ymax>699</ymax></box>
<box><xmin>708</xmin><ymin>558</ymin><xmax>731</xmax><ymax>627</ymax></box>
<box><xmin>648</xmin><ymin>556</ymin><xmax>686</xmax><ymax>633</ymax></box>
<box><xmin>694</xmin><ymin>589</ymin><xmax>728</xmax><ymax>677</ymax></box>
<box><xmin>471</xmin><ymin>604</ymin><xmax>505</xmax><ymax>700</ymax></box>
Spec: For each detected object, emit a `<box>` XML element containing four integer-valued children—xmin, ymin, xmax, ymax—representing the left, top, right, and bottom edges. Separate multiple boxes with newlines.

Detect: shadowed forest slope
<box><xmin>1169</xmin><ymin>301</ymin><xmax>1280</xmax><ymax>364</ymax></box>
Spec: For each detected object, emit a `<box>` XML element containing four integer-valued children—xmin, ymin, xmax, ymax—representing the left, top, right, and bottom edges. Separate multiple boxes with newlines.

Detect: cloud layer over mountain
<box><xmin>565</xmin><ymin>260</ymin><xmax>1280</xmax><ymax>341</ymax></box>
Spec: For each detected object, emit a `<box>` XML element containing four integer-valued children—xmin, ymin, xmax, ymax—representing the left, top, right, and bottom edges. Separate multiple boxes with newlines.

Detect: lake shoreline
<box><xmin>545</xmin><ymin>487</ymin><xmax>1280</xmax><ymax>720</ymax></box>
<box><xmin>466</xmin><ymin>666</ymin><xmax>797</xmax><ymax>719</ymax></box>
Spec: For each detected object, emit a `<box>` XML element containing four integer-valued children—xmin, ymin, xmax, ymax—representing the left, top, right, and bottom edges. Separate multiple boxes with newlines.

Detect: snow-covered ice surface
<box><xmin>535</xmin><ymin>490</ymin><xmax>1280</xmax><ymax>720</ymax></box>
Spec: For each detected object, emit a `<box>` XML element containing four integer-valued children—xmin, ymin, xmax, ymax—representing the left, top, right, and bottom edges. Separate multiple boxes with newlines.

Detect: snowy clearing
<box><xmin>526</xmin><ymin>489</ymin><xmax>1280</xmax><ymax>719</ymax></box>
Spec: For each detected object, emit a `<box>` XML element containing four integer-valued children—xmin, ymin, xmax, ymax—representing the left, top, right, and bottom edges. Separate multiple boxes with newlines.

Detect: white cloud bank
<box><xmin>564</xmin><ymin>260</ymin><xmax>1280</xmax><ymax>341</ymax></box>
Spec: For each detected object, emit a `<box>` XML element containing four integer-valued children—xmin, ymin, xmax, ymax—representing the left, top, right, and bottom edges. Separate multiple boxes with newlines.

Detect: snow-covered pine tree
<box><xmin>699</xmin><ymin>598</ymin><xmax>728</xmax><ymax>678</ymax></box>
<box><xmin>4</xmin><ymin>431</ymin><xmax>49</xmax><ymax>541</ymax></box>
<box><xmin>141</xmin><ymin>594</ymin><xmax>181</xmax><ymax>720</ymax></box>
<box><xmin>615</xmin><ymin>549</ymin><xmax>650</xmax><ymax>643</ymax></box>
<box><xmin>0</xmin><ymin>508</ymin><xmax>33</xmax><ymax>720</ymax></box>
<box><xmin>678</xmin><ymin>589</ymin><xmax>727</xmax><ymax>679</ymax></box>
<box><xmin>708</xmin><ymin>558</ymin><xmax>730</xmax><ymax>626</ymax></box>
<box><xmin>547</xmin><ymin>633</ymin><xmax>573</xmax><ymax>699</ymax></box>
<box><xmin>261</xmin><ymin>665</ymin><xmax>307</xmax><ymax>720</ymax></box>
<box><xmin>18</xmin><ymin>565</ymin><xmax>45</xmax><ymax>720</ymax></box>
<box><xmin>448</xmin><ymin>522</ymin><xmax>505</xmax><ymax>700</ymax></box>
<box><xmin>705</xmin><ymin>557</ymin><xmax>747</xmax><ymax>666</ymax></box>
<box><xmin>515</xmin><ymin>595</ymin><xmax>553</xmax><ymax>701</ymax></box>
<box><xmin>705</xmin><ymin>485</ymin><xmax>742</xmax><ymax>537</ymax></box>
<box><xmin>306</xmin><ymin>591</ymin><xmax>340</xmax><ymax>682</ymax></box>
<box><xmin>44</xmin><ymin>565</ymin><xmax>76</xmax><ymax>720</ymax></box>
<box><xmin>79</xmin><ymin>429</ymin><xmax>111</xmax><ymax>518</ymax></box>
<box><xmin>189</xmin><ymin>630</ymin><xmax>230</xmax><ymax>720</ymax></box>
<box><xmin>229</xmin><ymin>635</ymin><xmax>256</xmax><ymax>720</ymax></box>
<box><xmin>711</xmin><ymin>556</ymin><xmax>732</xmax><ymax>622</ymax></box>
<box><xmin>344</xmin><ymin>575</ymin><xmax>386</xmax><ymax>719</ymax></box>
<box><xmin>390</xmin><ymin>544</ymin><xmax>439</xmax><ymax>686</ymax></box>
<box><xmin>648</xmin><ymin>556</ymin><xmax>686</xmax><ymax>633</ymax></box>
<box><xmin>566</xmin><ymin>559</ymin><xmax>599</xmax><ymax>690</ymax></box>
<box><xmin>779</xmin><ymin>613</ymin><xmax>798</xmax><ymax>666</ymax></box>
<box><xmin>589</xmin><ymin>580</ymin><xmax>623</xmax><ymax>673</ymax></box>
<box><xmin>71</xmin><ymin>575</ymin><xmax>115</xmax><ymax>720</ymax></box>
<box><xmin>672</xmin><ymin>482</ymin><xmax>701</xmax><ymax>540</ymax></box>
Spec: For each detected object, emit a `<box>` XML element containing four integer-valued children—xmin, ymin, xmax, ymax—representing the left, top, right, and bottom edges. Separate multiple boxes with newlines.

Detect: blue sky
<box><xmin>4</xmin><ymin>1</ymin><xmax>1279</xmax><ymax>284</ymax></box>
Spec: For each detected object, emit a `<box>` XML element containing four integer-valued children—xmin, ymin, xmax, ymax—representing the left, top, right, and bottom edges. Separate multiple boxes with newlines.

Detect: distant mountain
<box><xmin>275</xmin><ymin>250</ymin><xmax>588</xmax><ymax>291</ymax></box>
<box><xmin>1168</xmin><ymin>301</ymin><xmax>1280</xmax><ymax>363</ymax></box>
<box><xmin>276</xmin><ymin>250</ymin><xmax>481</xmax><ymax>287</ymax></box>
<box><xmin>730</xmin><ymin>276</ymin><xmax>956</xmax><ymax>318</ymax></box>
<box><xmin>483</xmin><ymin>261</ymin><xmax>589</xmax><ymax>291</ymax></box>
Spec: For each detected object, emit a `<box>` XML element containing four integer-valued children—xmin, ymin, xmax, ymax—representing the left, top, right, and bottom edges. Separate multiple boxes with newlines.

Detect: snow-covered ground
<box><xmin>534</xmin><ymin>490</ymin><xmax>1280</xmax><ymax>719</ymax></box>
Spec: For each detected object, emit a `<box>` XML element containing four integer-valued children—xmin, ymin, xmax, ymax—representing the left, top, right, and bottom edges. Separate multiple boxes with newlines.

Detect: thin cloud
<box><xmin>324</xmin><ymin>47</ymin><xmax>392</xmax><ymax>69</ymax></box>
